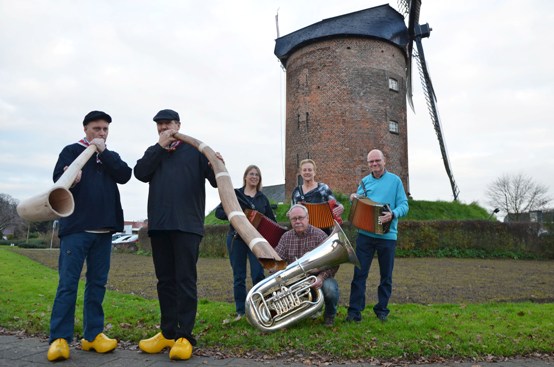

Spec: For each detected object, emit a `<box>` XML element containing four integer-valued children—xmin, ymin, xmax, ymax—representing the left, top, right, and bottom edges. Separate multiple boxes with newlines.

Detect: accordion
<box><xmin>348</xmin><ymin>196</ymin><xmax>391</xmax><ymax>234</ymax></box>
<box><xmin>244</xmin><ymin>209</ymin><xmax>287</xmax><ymax>248</ymax></box>
<box><xmin>303</xmin><ymin>201</ymin><xmax>340</xmax><ymax>229</ymax></box>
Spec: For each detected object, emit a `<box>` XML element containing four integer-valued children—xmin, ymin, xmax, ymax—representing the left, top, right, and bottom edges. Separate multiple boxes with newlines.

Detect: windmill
<box><xmin>274</xmin><ymin>2</ymin><xmax>459</xmax><ymax>201</ymax></box>
<box><xmin>398</xmin><ymin>0</ymin><xmax>460</xmax><ymax>200</ymax></box>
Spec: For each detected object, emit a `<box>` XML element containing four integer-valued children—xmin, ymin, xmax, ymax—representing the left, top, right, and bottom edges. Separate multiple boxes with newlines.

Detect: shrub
<box><xmin>17</xmin><ymin>239</ymin><xmax>48</xmax><ymax>249</ymax></box>
<box><xmin>199</xmin><ymin>220</ymin><xmax>554</xmax><ymax>260</ymax></box>
<box><xmin>200</xmin><ymin>225</ymin><xmax>229</xmax><ymax>257</ymax></box>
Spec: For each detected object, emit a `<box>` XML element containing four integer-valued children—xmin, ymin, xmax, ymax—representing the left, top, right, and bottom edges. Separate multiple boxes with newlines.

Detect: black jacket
<box><xmin>134</xmin><ymin>143</ymin><xmax>217</xmax><ymax>236</ymax></box>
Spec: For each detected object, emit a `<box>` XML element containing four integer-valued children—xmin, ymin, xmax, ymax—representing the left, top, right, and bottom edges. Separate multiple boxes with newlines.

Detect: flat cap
<box><xmin>153</xmin><ymin>109</ymin><xmax>180</xmax><ymax>122</ymax></box>
<box><xmin>83</xmin><ymin>110</ymin><xmax>112</xmax><ymax>125</ymax></box>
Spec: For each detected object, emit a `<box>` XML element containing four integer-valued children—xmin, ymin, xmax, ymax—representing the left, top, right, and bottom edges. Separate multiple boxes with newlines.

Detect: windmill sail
<box><xmin>413</xmin><ymin>25</ymin><xmax>460</xmax><ymax>200</ymax></box>
<box><xmin>402</xmin><ymin>0</ymin><xmax>460</xmax><ymax>200</ymax></box>
<box><xmin>399</xmin><ymin>0</ymin><xmax>421</xmax><ymax>111</ymax></box>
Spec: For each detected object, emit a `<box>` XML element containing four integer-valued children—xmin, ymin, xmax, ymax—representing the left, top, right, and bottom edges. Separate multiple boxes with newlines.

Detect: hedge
<box><xmin>134</xmin><ymin>220</ymin><xmax>553</xmax><ymax>260</ymax></box>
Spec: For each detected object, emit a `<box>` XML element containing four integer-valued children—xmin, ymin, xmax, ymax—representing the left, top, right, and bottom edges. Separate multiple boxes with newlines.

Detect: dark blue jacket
<box><xmin>54</xmin><ymin>143</ymin><xmax>132</xmax><ymax>237</ymax></box>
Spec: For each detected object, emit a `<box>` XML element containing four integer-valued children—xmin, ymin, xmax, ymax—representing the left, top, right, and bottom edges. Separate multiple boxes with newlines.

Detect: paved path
<box><xmin>0</xmin><ymin>334</ymin><xmax>551</xmax><ymax>367</ymax></box>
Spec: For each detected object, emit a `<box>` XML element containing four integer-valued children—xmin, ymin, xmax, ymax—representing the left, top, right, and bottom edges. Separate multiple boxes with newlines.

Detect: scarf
<box><xmin>78</xmin><ymin>138</ymin><xmax>102</xmax><ymax>163</ymax></box>
<box><xmin>166</xmin><ymin>140</ymin><xmax>181</xmax><ymax>152</ymax></box>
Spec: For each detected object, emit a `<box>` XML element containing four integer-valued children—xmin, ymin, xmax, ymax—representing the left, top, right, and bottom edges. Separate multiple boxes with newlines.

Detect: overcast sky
<box><xmin>1</xmin><ymin>0</ymin><xmax>552</xmax><ymax>222</ymax></box>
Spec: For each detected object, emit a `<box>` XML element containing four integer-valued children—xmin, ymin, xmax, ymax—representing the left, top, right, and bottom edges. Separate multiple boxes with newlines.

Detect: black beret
<box><xmin>153</xmin><ymin>109</ymin><xmax>180</xmax><ymax>122</ymax></box>
<box><xmin>83</xmin><ymin>110</ymin><xmax>112</xmax><ymax>125</ymax></box>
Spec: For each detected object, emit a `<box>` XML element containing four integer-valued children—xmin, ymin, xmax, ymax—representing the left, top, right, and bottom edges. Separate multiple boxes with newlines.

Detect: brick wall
<box><xmin>284</xmin><ymin>37</ymin><xmax>409</xmax><ymax>199</ymax></box>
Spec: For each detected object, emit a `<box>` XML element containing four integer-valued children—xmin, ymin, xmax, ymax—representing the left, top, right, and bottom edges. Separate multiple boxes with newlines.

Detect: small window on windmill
<box><xmin>388</xmin><ymin>78</ymin><xmax>399</xmax><ymax>92</ymax></box>
<box><xmin>389</xmin><ymin>120</ymin><xmax>399</xmax><ymax>134</ymax></box>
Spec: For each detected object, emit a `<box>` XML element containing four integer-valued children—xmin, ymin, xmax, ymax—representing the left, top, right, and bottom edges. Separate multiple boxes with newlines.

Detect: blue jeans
<box><xmin>347</xmin><ymin>234</ymin><xmax>396</xmax><ymax>320</ymax></box>
<box><xmin>49</xmin><ymin>232</ymin><xmax>112</xmax><ymax>343</ymax></box>
<box><xmin>226</xmin><ymin>233</ymin><xmax>265</xmax><ymax>315</ymax></box>
<box><xmin>321</xmin><ymin>277</ymin><xmax>339</xmax><ymax>318</ymax></box>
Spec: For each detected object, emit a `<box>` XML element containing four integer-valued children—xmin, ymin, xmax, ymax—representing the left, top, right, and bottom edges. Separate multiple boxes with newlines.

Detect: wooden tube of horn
<box><xmin>16</xmin><ymin>145</ymin><xmax>97</xmax><ymax>222</ymax></box>
<box><xmin>173</xmin><ymin>132</ymin><xmax>285</xmax><ymax>271</ymax></box>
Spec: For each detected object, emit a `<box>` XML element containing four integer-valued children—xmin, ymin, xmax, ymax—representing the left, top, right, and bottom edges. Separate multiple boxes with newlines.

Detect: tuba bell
<box><xmin>245</xmin><ymin>222</ymin><xmax>360</xmax><ymax>332</ymax></box>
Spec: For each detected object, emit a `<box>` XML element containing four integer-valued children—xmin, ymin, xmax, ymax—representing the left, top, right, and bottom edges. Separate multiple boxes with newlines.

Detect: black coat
<box><xmin>134</xmin><ymin>143</ymin><xmax>217</xmax><ymax>236</ymax></box>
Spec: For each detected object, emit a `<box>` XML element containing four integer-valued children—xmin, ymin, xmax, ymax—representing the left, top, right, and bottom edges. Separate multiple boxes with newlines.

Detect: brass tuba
<box><xmin>245</xmin><ymin>222</ymin><xmax>360</xmax><ymax>332</ymax></box>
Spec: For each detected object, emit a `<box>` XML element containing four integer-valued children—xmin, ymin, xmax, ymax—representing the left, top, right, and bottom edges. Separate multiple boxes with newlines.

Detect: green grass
<box><xmin>1</xmin><ymin>248</ymin><xmax>552</xmax><ymax>362</ymax></box>
<box><xmin>205</xmin><ymin>197</ymin><xmax>490</xmax><ymax>225</ymax></box>
<box><xmin>403</xmin><ymin>200</ymin><xmax>489</xmax><ymax>220</ymax></box>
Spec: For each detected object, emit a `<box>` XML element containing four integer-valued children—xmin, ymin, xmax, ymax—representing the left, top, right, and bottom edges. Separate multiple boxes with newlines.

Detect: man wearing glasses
<box><xmin>273</xmin><ymin>204</ymin><xmax>340</xmax><ymax>326</ymax></box>
<box><xmin>346</xmin><ymin>149</ymin><xmax>409</xmax><ymax>323</ymax></box>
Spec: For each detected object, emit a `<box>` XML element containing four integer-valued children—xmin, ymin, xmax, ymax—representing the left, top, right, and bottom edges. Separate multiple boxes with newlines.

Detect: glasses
<box><xmin>367</xmin><ymin>159</ymin><xmax>382</xmax><ymax>164</ymax></box>
<box><xmin>289</xmin><ymin>215</ymin><xmax>307</xmax><ymax>222</ymax></box>
<box><xmin>247</xmin><ymin>172</ymin><xmax>260</xmax><ymax>177</ymax></box>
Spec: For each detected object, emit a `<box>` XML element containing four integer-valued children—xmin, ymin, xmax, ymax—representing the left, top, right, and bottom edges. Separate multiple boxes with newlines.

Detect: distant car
<box><xmin>114</xmin><ymin>234</ymin><xmax>138</xmax><ymax>244</ymax></box>
<box><xmin>112</xmin><ymin>234</ymin><xmax>133</xmax><ymax>244</ymax></box>
<box><xmin>112</xmin><ymin>233</ymin><xmax>129</xmax><ymax>242</ymax></box>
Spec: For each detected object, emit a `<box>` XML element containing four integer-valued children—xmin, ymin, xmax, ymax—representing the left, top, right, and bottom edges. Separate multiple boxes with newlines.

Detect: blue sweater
<box><xmin>54</xmin><ymin>143</ymin><xmax>132</xmax><ymax>237</ymax></box>
<box><xmin>355</xmin><ymin>171</ymin><xmax>409</xmax><ymax>240</ymax></box>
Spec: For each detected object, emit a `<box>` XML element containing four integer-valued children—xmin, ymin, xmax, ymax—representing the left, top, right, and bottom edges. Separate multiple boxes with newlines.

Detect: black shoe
<box><xmin>377</xmin><ymin>314</ymin><xmax>388</xmax><ymax>323</ymax></box>
<box><xmin>345</xmin><ymin>315</ymin><xmax>361</xmax><ymax>323</ymax></box>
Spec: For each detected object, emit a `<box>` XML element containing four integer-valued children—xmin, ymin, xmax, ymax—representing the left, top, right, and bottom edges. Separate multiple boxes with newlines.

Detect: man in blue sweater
<box><xmin>47</xmin><ymin>111</ymin><xmax>132</xmax><ymax>362</ymax></box>
<box><xmin>346</xmin><ymin>149</ymin><xmax>409</xmax><ymax>323</ymax></box>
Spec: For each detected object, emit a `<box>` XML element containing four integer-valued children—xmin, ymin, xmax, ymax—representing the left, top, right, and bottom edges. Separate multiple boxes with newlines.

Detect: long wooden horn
<box><xmin>16</xmin><ymin>145</ymin><xmax>97</xmax><ymax>222</ymax></box>
<box><xmin>174</xmin><ymin>133</ymin><xmax>285</xmax><ymax>271</ymax></box>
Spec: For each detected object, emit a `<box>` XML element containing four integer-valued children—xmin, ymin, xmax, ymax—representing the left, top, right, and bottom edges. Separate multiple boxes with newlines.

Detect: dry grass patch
<box><xmin>14</xmin><ymin>249</ymin><xmax>554</xmax><ymax>304</ymax></box>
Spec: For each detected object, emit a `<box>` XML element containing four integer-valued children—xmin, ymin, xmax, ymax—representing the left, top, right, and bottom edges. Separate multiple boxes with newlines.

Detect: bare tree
<box><xmin>486</xmin><ymin>173</ymin><xmax>552</xmax><ymax>220</ymax></box>
<box><xmin>0</xmin><ymin>193</ymin><xmax>25</xmax><ymax>236</ymax></box>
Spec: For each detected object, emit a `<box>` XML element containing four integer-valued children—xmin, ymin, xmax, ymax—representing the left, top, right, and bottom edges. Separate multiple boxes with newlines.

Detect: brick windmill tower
<box><xmin>274</xmin><ymin>2</ymin><xmax>459</xmax><ymax>201</ymax></box>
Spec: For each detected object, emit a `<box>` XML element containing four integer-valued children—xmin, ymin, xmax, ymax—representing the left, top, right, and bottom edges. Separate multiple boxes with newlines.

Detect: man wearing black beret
<box><xmin>82</xmin><ymin>110</ymin><xmax>112</xmax><ymax>125</ymax></box>
<box><xmin>47</xmin><ymin>111</ymin><xmax>132</xmax><ymax>362</ymax></box>
<box><xmin>134</xmin><ymin>109</ymin><xmax>223</xmax><ymax>360</ymax></box>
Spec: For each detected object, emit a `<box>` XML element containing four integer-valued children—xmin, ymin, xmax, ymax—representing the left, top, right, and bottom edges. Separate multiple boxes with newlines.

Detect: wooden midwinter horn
<box><xmin>174</xmin><ymin>133</ymin><xmax>285</xmax><ymax>271</ymax></box>
<box><xmin>16</xmin><ymin>145</ymin><xmax>97</xmax><ymax>222</ymax></box>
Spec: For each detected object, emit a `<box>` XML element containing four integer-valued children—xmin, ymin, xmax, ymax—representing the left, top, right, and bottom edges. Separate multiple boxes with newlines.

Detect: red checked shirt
<box><xmin>274</xmin><ymin>224</ymin><xmax>338</xmax><ymax>280</ymax></box>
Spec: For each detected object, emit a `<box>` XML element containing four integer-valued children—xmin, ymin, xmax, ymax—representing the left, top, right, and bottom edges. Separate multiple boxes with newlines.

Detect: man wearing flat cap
<box><xmin>47</xmin><ymin>111</ymin><xmax>132</xmax><ymax>362</ymax></box>
<box><xmin>134</xmin><ymin>109</ymin><xmax>223</xmax><ymax>360</ymax></box>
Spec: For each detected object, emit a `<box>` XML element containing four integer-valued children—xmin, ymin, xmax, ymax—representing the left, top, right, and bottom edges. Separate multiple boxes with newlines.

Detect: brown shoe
<box><xmin>47</xmin><ymin>338</ymin><xmax>70</xmax><ymax>362</ymax></box>
<box><xmin>81</xmin><ymin>333</ymin><xmax>117</xmax><ymax>353</ymax></box>
<box><xmin>324</xmin><ymin>315</ymin><xmax>335</xmax><ymax>327</ymax></box>
<box><xmin>139</xmin><ymin>332</ymin><xmax>175</xmax><ymax>354</ymax></box>
<box><xmin>169</xmin><ymin>338</ymin><xmax>193</xmax><ymax>360</ymax></box>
